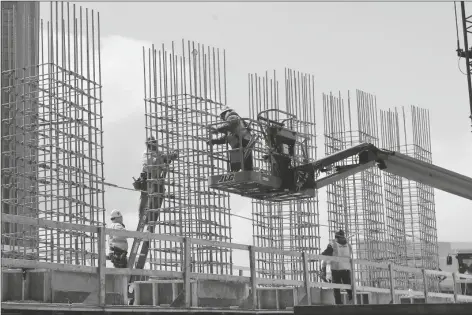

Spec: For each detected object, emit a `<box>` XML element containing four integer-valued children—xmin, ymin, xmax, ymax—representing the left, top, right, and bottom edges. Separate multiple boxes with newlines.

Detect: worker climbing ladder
<box><xmin>127</xmin><ymin>148</ymin><xmax>178</xmax><ymax>304</ymax></box>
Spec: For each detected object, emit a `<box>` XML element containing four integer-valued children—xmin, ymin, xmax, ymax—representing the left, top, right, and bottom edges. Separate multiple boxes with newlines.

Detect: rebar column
<box><xmin>1</xmin><ymin>2</ymin><xmax>105</xmax><ymax>266</ymax></box>
<box><xmin>249</xmin><ymin>69</ymin><xmax>320</xmax><ymax>282</ymax></box>
<box><xmin>142</xmin><ymin>40</ymin><xmax>233</xmax><ymax>275</ymax></box>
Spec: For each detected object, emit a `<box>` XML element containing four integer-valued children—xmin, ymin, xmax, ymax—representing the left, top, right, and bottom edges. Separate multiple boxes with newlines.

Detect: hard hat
<box><xmin>335</xmin><ymin>230</ymin><xmax>345</xmax><ymax>238</ymax></box>
<box><xmin>110</xmin><ymin>209</ymin><xmax>123</xmax><ymax>220</ymax></box>
<box><xmin>146</xmin><ymin>136</ymin><xmax>156</xmax><ymax>145</ymax></box>
<box><xmin>219</xmin><ymin>105</ymin><xmax>233</xmax><ymax>120</ymax></box>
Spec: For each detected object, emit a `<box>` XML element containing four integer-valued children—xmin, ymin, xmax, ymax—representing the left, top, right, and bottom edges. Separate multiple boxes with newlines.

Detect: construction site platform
<box><xmin>294</xmin><ymin>303</ymin><xmax>472</xmax><ymax>315</ymax></box>
<box><xmin>1</xmin><ymin>303</ymin><xmax>292</xmax><ymax>315</ymax></box>
<box><xmin>4</xmin><ymin>302</ymin><xmax>472</xmax><ymax>315</ymax></box>
<box><xmin>208</xmin><ymin>171</ymin><xmax>316</xmax><ymax>202</ymax></box>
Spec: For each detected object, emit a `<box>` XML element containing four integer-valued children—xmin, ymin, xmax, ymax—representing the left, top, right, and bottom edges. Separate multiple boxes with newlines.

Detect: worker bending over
<box><xmin>108</xmin><ymin>209</ymin><xmax>128</xmax><ymax>268</ymax></box>
<box><xmin>321</xmin><ymin>230</ymin><xmax>353</xmax><ymax>305</ymax></box>
<box><xmin>141</xmin><ymin>136</ymin><xmax>178</xmax><ymax>221</ymax></box>
<box><xmin>207</xmin><ymin>106</ymin><xmax>253</xmax><ymax>172</ymax></box>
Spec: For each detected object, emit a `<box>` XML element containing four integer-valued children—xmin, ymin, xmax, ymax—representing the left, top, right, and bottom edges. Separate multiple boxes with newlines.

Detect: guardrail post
<box><xmin>249</xmin><ymin>246</ymin><xmax>258</xmax><ymax>309</ymax></box>
<box><xmin>452</xmin><ymin>272</ymin><xmax>458</xmax><ymax>303</ymax></box>
<box><xmin>302</xmin><ymin>252</ymin><xmax>312</xmax><ymax>305</ymax></box>
<box><xmin>422</xmin><ymin>269</ymin><xmax>429</xmax><ymax>304</ymax></box>
<box><xmin>98</xmin><ymin>226</ymin><xmax>107</xmax><ymax>307</ymax></box>
<box><xmin>183</xmin><ymin>237</ymin><xmax>192</xmax><ymax>308</ymax></box>
<box><xmin>349</xmin><ymin>258</ymin><xmax>357</xmax><ymax>305</ymax></box>
<box><xmin>388</xmin><ymin>263</ymin><xmax>395</xmax><ymax>304</ymax></box>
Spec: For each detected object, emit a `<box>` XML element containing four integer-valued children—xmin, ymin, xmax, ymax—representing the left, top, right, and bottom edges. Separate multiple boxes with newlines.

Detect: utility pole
<box><xmin>456</xmin><ymin>1</ymin><xmax>472</xmax><ymax>130</ymax></box>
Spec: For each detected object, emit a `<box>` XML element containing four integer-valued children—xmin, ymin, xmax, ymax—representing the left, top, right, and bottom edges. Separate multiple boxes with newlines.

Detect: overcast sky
<box><xmin>40</xmin><ymin>2</ymin><xmax>472</xmax><ymax>265</ymax></box>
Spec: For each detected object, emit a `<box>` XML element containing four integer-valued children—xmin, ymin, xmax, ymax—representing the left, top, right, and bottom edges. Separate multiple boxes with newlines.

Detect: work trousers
<box><xmin>109</xmin><ymin>247</ymin><xmax>128</xmax><ymax>268</ymax></box>
<box><xmin>332</xmin><ymin>269</ymin><xmax>352</xmax><ymax>304</ymax></box>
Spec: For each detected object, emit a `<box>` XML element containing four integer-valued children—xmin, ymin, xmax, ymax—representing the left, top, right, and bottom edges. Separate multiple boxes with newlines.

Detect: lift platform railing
<box><xmin>2</xmin><ymin>214</ymin><xmax>472</xmax><ymax>308</ymax></box>
<box><xmin>205</xmin><ymin>112</ymin><xmax>318</xmax><ymax>201</ymax></box>
<box><xmin>206</xmin><ymin>117</ymin><xmax>267</xmax><ymax>175</ymax></box>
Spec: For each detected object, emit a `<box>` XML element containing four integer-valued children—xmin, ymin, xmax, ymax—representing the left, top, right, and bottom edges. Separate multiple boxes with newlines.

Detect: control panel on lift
<box><xmin>207</xmin><ymin>109</ymin><xmax>317</xmax><ymax>202</ymax></box>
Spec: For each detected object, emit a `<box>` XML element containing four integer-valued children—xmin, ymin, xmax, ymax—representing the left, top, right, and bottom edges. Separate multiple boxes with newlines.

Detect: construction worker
<box><xmin>321</xmin><ymin>230</ymin><xmax>353</xmax><ymax>305</ymax></box>
<box><xmin>207</xmin><ymin>106</ymin><xmax>253</xmax><ymax>172</ymax></box>
<box><xmin>467</xmin><ymin>264</ymin><xmax>472</xmax><ymax>295</ymax></box>
<box><xmin>108</xmin><ymin>209</ymin><xmax>128</xmax><ymax>268</ymax></box>
<box><xmin>141</xmin><ymin>136</ymin><xmax>178</xmax><ymax>221</ymax></box>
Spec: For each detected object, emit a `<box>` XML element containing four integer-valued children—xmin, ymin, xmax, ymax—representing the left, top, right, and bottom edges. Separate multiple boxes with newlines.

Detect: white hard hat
<box><xmin>219</xmin><ymin>105</ymin><xmax>233</xmax><ymax>119</ymax></box>
<box><xmin>110</xmin><ymin>209</ymin><xmax>122</xmax><ymax>219</ymax></box>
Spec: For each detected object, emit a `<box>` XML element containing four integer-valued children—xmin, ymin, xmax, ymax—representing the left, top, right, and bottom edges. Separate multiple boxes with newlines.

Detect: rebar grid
<box><xmin>1</xmin><ymin>2</ymin><xmax>104</xmax><ymax>265</ymax></box>
<box><xmin>143</xmin><ymin>40</ymin><xmax>233</xmax><ymax>274</ymax></box>
<box><xmin>1</xmin><ymin>1</ymin><xmax>40</xmax><ymax>261</ymax></box>
<box><xmin>399</xmin><ymin>105</ymin><xmax>439</xmax><ymax>291</ymax></box>
<box><xmin>323</xmin><ymin>90</ymin><xmax>388</xmax><ymax>288</ymax></box>
<box><xmin>249</xmin><ymin>69</ymin><xmax>320</xmax><ymax>282</ymax></box>
<box><xmin>379</xmin><ymin>108</ymin><xmax>409</xmax><ymax>289</ymax></box>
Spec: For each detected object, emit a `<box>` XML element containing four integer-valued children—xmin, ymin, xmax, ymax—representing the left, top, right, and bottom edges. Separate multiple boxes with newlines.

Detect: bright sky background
<box><xmin>40</xmin><ymin>2</ymin><xmax>472</xmax><ymax>267</ymax></box>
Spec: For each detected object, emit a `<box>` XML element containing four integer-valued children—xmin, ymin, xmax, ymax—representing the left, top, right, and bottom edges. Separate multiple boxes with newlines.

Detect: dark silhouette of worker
<box><xmin>138</xmin><ymin>136</ymin><xmax>178</xmax><ymax>220</ymax></box>
<box><xmin>207</xmin><ymin>106</ymin><xmax>253</xmax><ymax>172</ymax></box>
<box><xmin>321</xmin><ymin>230</ymin><xmax>353</xmax><ymax>305</ymax></box>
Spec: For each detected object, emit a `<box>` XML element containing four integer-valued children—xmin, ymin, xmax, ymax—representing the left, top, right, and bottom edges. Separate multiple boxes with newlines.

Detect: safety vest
<box><xmin>109</xmin><ymin>222</ymin><xmax>128</xmax><ymax>251</ymax></box>
<box><xmin>330</xmin><ymin>239</ymin><xmax>352</xmax><ymax>270</ymax></box>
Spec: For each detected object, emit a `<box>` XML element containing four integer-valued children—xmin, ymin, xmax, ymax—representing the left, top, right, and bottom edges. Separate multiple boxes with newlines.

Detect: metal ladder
<box><xmin>127</xmin><ymin>169</ymin><xmax>170</xmax><ymax>304</ymax></box>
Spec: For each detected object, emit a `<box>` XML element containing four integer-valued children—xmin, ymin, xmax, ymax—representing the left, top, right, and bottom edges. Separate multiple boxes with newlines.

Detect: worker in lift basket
<box><xmin>321</xmin><ymin>230</ymin><xmax>353</xmax><ymax>305</ymax></box>
<box><xmin>107</xmin><ymin>209</ymin><xmax>128</xmax><ymax>268</ymax></box>
<box><xmin>141</xmin><ymin>136</ymin><xmax>179</xmax><ymax>220</ymax></box>
<box><xmin>207</xmin><ymin>106</ymin><xmax>253</xmax><ymax>172</ymax></box>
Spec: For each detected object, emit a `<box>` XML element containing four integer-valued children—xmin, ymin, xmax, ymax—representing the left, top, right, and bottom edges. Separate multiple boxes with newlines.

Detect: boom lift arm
<box><xmin>302</xmin><ymin>143</ymin><xmax>472</xmax><ymax>200</ymax></box>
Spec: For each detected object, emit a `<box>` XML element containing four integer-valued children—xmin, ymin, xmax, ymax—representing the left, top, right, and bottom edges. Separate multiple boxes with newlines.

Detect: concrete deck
<box><xmin>294</xmin><ymin>303</ymin><xmax>472</xmax><ymax>315</ymax></box>
<box><xmin>4</xmin><ymin>302</ymin><xmax>472</xmax><ymax>315</ymax></box>
<box><xmin>1</xmin><ymin>302</ymin><xmax>291</xmax><ymax>315</ymax></box>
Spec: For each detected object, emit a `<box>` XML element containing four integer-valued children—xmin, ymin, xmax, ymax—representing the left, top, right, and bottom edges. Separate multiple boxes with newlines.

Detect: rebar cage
<box><xmin>248</xmin><ymin>70</ymin><xmax>321</xmax><ymax>282</ymax></box>
<box><xmin>323</xmin><ymin>90</ymin><xmax>439</xmax><ymax>291</ymax></box>
<box><xmin>142</xmin><ymin>40</ymin><xmax>233</xmax><ymax>275</ymax></box>
<box><xmin>1</xmin><ymin>2</ymin><xmax>105</xmax><ymax>266</ymax></box>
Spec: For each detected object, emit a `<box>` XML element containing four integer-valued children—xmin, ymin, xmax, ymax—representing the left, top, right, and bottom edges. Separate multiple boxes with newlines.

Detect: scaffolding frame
<box><xmin>249</xmin><ymin>69</ymin><xmax>320</xmax><ymax>282</ymax></box>
<box><xmin>142</xmin><ymin>40</ymin><xmax>233</xmax><ymax>275</ymax></box>
<box><xmin>1</xmin><ymin>2</ymin><xmax>105</xmax><ymax>266</ymax></box>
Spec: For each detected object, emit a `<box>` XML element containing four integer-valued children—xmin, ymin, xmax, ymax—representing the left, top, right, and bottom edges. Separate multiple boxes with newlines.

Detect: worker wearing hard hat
<box><xmin>108</xmin><ymin>209</ymin><xmax>128</xmax><ymax>268</ymax></box>
<box><xmin>207</xmin><ymin>106</ymin><xmax>253</xmax><ymax>172</ymax></box>
<box><xmin>138</xmin><ymin>136</ymin><xmax>179</xmax><ymax>220</ymax></box>
<box><xmin>321</xmin><ymin>230</ymin><xmax>353</xmax><ymax>305</ymax></box>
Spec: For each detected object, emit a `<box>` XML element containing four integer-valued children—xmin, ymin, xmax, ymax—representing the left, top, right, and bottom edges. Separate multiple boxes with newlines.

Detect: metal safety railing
<box><xmin>2</xmin><ymin>213</ymin><xmax>472</xmax><ymax>308</ymax></box>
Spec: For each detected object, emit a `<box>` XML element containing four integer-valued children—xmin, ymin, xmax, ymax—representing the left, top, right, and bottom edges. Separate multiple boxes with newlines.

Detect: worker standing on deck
<box><xmin>140</xmin><ymin>136</ymin><xmax>178</xmax><ymax>222</ymax></box>
<box><xmin>207</xmin><ymin>106</ymin><xmax>253</xmax><ymax>172</ymax></box>
<box><xmin>108</xmin><ymin>209</ymin><xmax>128</xmax><ymax>268</ymax></box>
<box><xmin>321</xmin><ymin>230</ymin><xmax>353</xmax><ymax>305</ymax></box>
